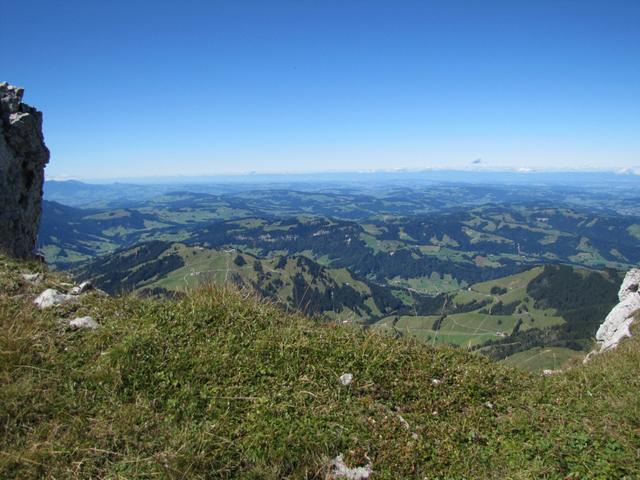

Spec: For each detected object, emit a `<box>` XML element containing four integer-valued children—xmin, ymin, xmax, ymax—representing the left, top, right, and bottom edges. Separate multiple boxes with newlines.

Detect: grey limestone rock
<box><xmin>70</xmin><ymin>281</ymin><xmax>93</xmax><ymax>295</ymax></box>
<box><xmin>585</xmin><ymin>268</ymin><xmax>640</xmax><ymax>362</ymax></box>
<box><xmin>594</xmin><ymin>268</ymin><xmax>640</xmax><ymax>352</ymax></box>
<box><xmin>0</xmin><ymin>82</ymin><xmax>50</xmax><ymax>259</ymax></box>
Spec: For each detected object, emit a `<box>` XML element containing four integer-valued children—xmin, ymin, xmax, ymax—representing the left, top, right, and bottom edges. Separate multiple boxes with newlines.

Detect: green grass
<box><xmin>151</xmin><ymin>246</ymin><xmax>241</xmax><ymax>291</ymax></box>
<box><xmin>359</xmin><ymin>233</ymin><xmax>404</xmax><ymax>253</ymax></box>
<box><xmin>450</xmin><ymin>267</ymin><xmax>565</xmax><ymax>334</ymax></box>
<box><xmin>500</xmin><ymin>347</ymin><xmax>585</xmax><ymax>374</ymax></box>
<box><xmin>389</xmin><ymin>272</ymin><xmax>463</xmax><ymax>295</ymax></box>
<box><xmin>441</xmin><ymin>313</ymin><xmax>518</xmax><ymax>339</ymax></box>
<box><xmin>1</xmin><ymin>254</ymin><xmax>640</xmax><ymax>478</ymax></box>
<box><xmin>471</xmin><ymin>266</ymin><xmax>543</xmax><ymax>296</ymax></box>
<box><xmin>39</xmin><ymin>244</ymin><xmax>94</xmax><ymax>266</ymax></box>
<box><xmin>401</xmin><ymin>268</ymin><xmax>565</xmax><ymax>349</ymax></box>
<box><xmin>373</xmin><ymin>315</ymin><xmax>441</xmax><ymax>343</ymax></box>
<box><xmin>375</xmin><ymin>314</ymin><xmax>514</xmax><ymax>348</ymax></box>
<box><xmin>372</xmin><ymin>267</ymin><xmax>570</xmax><ymax>351</ymax></box>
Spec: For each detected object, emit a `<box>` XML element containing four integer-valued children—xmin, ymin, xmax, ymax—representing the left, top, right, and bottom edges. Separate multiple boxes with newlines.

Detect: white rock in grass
<box><xmin>70</xmin><ymin>281</ymin><xmax>93</xmax><ymax>295</ymax></box>
<box><xmin>339</xmin><ymin>373</ymin><xmax>353</xmax><ymax>386</ymax></box>
<box><xmin>431</xmin><ymin>378</ymin><xmax>442</xmax><ymax>385</ymax></box>
<box><xmin>329</xmin><ymin>454</ymin><xmax>372</xmax><ymax>479</ymax></box>
<box><xmin>69</xmin><ymin>316</ymin><xmax>99</xmax><ymax>330</ymax></box>
<box><xmin>34</xmin><ymin>289</ymin><xmax>73</xmax><ymax>309</ymax></box>
<box><xmin>22</xmin><ymin>272</ymin><xmax>43</xmax><ymax>284</ymax></box>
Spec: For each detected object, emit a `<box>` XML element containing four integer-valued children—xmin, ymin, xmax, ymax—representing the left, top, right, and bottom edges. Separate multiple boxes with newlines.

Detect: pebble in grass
<box><xmin>70</xmin><ymin>281</ymin><xmax>93</xmax><ymax>295</ymax></box>
<box><xmin>339</xmin><ymin>373</ymin><xmax>353</xmax><ymax>386</ymax></box>
<box><xmin>22</xmin><ymin>272</ymin><xmax>43</xmax><ymax>284</ymax></box>
<box><xmin>69</xmin><ymin>316</ymin><xmax>99</xmax><ymax>330</ymax></box>
<box><xmin>397</xmin><ymin>414</ymin><xmax>420</xmax><ymax>440</ymax></box>
<box><xmin>329</xmin><ymin>454</ymin><xmax>372</xmax><ymax>479</ymax></box>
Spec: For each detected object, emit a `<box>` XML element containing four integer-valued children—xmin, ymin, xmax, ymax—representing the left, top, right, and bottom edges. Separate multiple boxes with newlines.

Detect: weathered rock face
<box><xmin>588</xmin><ymin>268</ymin><xmax>640</xmax><ymax>358</ymax></box>
<box><xmin>0</xmin><ymin>82</ymin><xmax>50</xmax><ymax>258</ymax></box>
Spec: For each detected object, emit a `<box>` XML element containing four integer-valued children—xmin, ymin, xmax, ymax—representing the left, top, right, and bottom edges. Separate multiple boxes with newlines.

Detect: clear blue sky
<box><xmin>3</xmin><ymin>0</ymin><xmax>639</xmax><ymax>179</ymax></box>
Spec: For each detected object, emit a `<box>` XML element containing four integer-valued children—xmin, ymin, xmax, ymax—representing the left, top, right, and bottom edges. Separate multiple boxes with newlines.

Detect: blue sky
<box><xmin>3</xmin><ymin>0</ymin><xmax>639</xmax><ymax>179</ymax></box>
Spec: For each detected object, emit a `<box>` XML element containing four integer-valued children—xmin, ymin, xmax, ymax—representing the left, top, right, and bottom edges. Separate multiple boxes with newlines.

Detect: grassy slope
<box><xmin>1</xmin><ymin>254</ymin><xmax>639</xmax><ymax>479</ymax></box>
<box><xmin>500</xmin><ymin>347</ymin><xmax>584</xmax><ymax>373</ymax></box>
<box><xmin>135</xmin><ymin>245</ymin><xmax>382</xmax><ymax>321</ymax></box>
<box><xmin>375</xmin><ymin>267</ymin><xmax>567</xmax><ymax>353</ymax></box>
<box><xmin>375</xmin><ymin>265</ymin><xmax>620</xmax><ymax>364</ymax></box>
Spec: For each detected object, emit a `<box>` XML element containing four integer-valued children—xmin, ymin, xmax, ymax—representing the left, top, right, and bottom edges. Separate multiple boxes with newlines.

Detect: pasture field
<box><xmin>500</xmin><ymin>347</ymin><xmax>585</xmax><ymax>373</ymax></box>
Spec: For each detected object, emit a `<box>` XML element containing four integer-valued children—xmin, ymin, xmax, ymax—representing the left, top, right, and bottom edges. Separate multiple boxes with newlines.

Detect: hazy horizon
<box><xmin>45</xmin><ymin>167</ymin><xmax>640</xmax><ymax>186</ymax></box>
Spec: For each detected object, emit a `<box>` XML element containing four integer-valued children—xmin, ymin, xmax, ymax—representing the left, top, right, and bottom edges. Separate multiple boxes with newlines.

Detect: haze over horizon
<box><xmin>4</xmin><ymin>0</ymin><xmax>639</xmax><ymax>179</ymax></box>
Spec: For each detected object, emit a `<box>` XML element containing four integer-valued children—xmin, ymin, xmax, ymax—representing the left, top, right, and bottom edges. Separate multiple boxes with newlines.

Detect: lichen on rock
<box><xmin>0</xmin><ymin>82</ymin><xmax>50</xmax><ymax>259</ymax></box>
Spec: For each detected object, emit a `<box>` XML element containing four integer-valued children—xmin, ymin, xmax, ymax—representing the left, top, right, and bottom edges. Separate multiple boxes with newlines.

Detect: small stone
<box><xmin>329</xmin><ymin>454</ymin><xmax>372</xmax><ymax>479</ymax></box>
<box><xmin>484</xmin><ymin>401</ymin><xmax>494</xmax><ymax>409</ymax></box>
<box><xmin>70</xmin><ymin>281</ymin><xmax>93</xmax><ymax>295</ymax></box>
<box><xmin>397</xmin><ymin>414</ymin><xmax>410</xmax><ymax>429</ymax></box>
<box><xmin>69</xmin><ymin>316</ymin><xmax>99</xmax><ymax>330</ymax></box>
<box><xmin>397</xmin><ymin>414</ymin><xmax>419</xmax><ymax>439</ymax></box>
<box><xmin>339</xmin><ymin>373</ymin><xmax>353</xmax><ymax>386</ymax></box>
<box><xmin>431</xmin><ymin>378</ymin><xmax>442</xmax><ymax>385</ymax></box>
<box><xmin>34</xmin><ymin>289</ymin><xmax>74</xmax><ymax>309</ymax></box>
<box><xmin>22</xmin><ymin>272</ymin><xmax>43</xmax><ymax>284</ymax></box>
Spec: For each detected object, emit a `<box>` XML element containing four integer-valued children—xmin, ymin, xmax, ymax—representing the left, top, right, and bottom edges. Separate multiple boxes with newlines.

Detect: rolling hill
<box><xmin>75</xmin><ymin>241</ymin><xmax>419</xmax><ymax>323</ymax></box>
<box><xmin>76</xmin><ymin>239</ymin><xmax>624</xmax><ymax>371</ymax></box>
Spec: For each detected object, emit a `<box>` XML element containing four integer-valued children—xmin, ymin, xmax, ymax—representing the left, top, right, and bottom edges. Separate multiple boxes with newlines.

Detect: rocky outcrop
<box><xmin>587</xmin><ymin>268</ymin><xmax>640</xmax><ymax>360</ymax></box>
<box><xmin>0</xmin><ymin>82</ymin><xmax>49</xmax><ymax>258</ymax></box>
